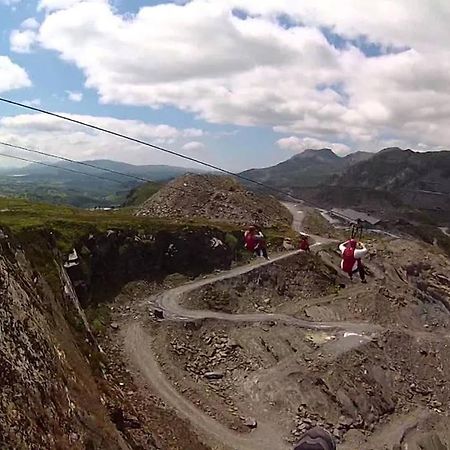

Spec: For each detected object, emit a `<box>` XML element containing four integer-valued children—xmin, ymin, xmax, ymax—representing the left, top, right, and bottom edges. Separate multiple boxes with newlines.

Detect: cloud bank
<box><xmin>7</xmin><ymin>0</ymin><xmax>450</xmax><ymax>160</ymax></box>
<box><xmin>0</xmin><ymin>113</ymin><xmax>206</xmax><ymax>166</ymax></box>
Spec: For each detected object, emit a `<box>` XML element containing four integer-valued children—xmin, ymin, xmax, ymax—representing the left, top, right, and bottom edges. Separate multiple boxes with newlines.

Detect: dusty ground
<box><xmin>181</xmin><ymin>253</ymin><xmax>339</xmax><ymax>314</ymax></box>
<box><xmin>99</xmin><ymin>205</ymin><xmax>450</xmax><ymax>450</ymax></box>
<box><xmin>95</xmin><ymin>281</ymin><xmax>211</xmax><ymax>450</ymax></box>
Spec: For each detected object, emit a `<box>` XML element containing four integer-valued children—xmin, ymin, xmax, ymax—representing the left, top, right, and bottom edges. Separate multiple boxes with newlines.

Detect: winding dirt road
<box><xmin>122</xmin><ymin>203</ymin><xmax>379</xmax><ymax>450</ymax></box>
<box><xmin>152</xmin><ymin>256</ymin><xmax>380</xmax><ymax>335</ymax></box>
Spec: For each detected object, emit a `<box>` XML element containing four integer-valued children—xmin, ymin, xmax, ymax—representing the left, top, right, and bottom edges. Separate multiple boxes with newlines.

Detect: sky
<box><xmin>1</xmin><ymin>0</ymin><xmax>450</xmax><ymax>171</ymax></box>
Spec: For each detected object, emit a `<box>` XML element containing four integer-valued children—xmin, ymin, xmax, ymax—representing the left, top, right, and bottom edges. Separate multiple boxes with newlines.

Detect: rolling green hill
<box><xmin>122</xmin><ymin>182</ymin><xmax>161</xmax><ymax>207</ymax></box>
<box><xmin>0</xmin><ymin>159</ymin><xmax>201</xmax><ymax>208</ymax></box>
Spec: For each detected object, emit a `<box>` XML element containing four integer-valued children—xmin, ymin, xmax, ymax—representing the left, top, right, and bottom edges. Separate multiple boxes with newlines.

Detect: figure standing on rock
<box><xmin>244</xmin><ymin>225</ymin><xmax>269</xmax><ymax>260</ymax></box>
<box><xmin>299</xmin><ymin>233</ymin><xmax>311</xmax><ymax>252</ymax></box>
<box><xmin>339</xmin><ymin>238</ymin><xmax>367</xmax><ymax>283</ymax></box>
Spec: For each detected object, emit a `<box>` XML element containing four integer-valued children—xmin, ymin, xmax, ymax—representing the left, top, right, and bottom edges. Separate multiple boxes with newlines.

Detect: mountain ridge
<box><xmin>9</xmin><ymin>159</ymin><xmax>201</xmax><ymax>180</ymax></box>
<box><xmin>0</xmin><ymin>159</ymin><xmax>204</xmax><ymax>208</ymax></box>
<box><xmin>239</xmin><ymin>148</ymin><xmax>373</xmax><ymax>190</ymax></box>
<box><xmin>302</xmin><ymin>147</ymin><xmax>450</xmax><ymax>224</ymax></box>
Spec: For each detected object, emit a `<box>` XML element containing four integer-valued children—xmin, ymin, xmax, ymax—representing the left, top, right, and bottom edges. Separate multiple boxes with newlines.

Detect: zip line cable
<box><xmin>0</xmin><ymin>152</ymin><xmax>133</xmax><ymax>186</ymax></box>
<box><xmin>0</xmin><ymin>140</ymin><xmax>156</xmax><ymax>184</ymax></box>
<box><xmin>0</xmin><ymin>97</ymin><xmax>301</xmax><ymax>202</ymax></box>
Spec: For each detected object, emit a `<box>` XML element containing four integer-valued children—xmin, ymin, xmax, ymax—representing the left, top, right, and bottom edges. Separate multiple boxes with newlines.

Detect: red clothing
<box><xmin>299</xmin><ymin>239</ymin><xmax>310</xmax><ymax>251</ymax></box>
<box><xmin>342</xmin><ymin>247</ymin><xmax>356</xmax><ymax>275</ymax></box>
<box><xmin>244</xmin><ymin>230</ymin><xmax>257</xmax><ymax>252</ymax></box>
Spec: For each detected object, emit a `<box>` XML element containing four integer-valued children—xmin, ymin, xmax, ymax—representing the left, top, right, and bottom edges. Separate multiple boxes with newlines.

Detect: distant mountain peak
<box><xmin>379</xmin><ymin>147</ymin><xmax>411</xmax><ymax>154</ymax></box>
<box><xmin>293</xmin><ymin>148</ymin><xmax>338</xmax><ymax>160</ymax></box>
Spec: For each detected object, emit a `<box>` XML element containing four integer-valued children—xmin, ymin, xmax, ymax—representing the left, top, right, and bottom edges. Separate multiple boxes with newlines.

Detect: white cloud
<box><xmin>23</xmin><ymin>99</ymin><xmax>42</xmax><ymax>107</ymax></box>
<box><xmin>30</xmin><ymin>0</ymin><xmax>450</xmax><ymax>153</ymax></box>
<box><xmin>0</xmin><ymin>113</ymin><xmax>205</xmax><ymax>166</ymax></box>
<box><xmin>277</xmin><ymin>136</ymin><xmax>350</xmax><ymax>156</ymax></box>
<box><xmin>66</xmin><ymin>90</ymin><xmax>83</xmax><ymax>102</ymax></box>
<box><xmin>182</xmin><ymin>128</ymin><xmax>204</xmax><ymax>138</ymax></box>
<box><xmin>182</xmin><ymin>141</ymin><xmax>205</xmax><ymax>152</ymax></box>
<box><xmin>10</xmin><ymin>17</ymin><xmax>40</xmax><ymax>53</ymax></box>
<box><xmin>21</xmin><ymin>18</ymin><xmax>40</xmax><ymax>30</ymax></box>
<box><xmin>0</xmin><ymin>56</ymin><xmax>31</xmax><ymax>92</ymax></box>
<box><xmin>10</xmin><ymin>29</ymin><xmax>37</xmax><ymax>53</ymax></box>
<box><xmin>37</xmin><ymin>0</ymin><xmax>104</xmax><ymax>12</ymax></box>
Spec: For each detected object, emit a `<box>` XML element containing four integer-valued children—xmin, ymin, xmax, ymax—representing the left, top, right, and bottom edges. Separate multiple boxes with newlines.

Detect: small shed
<box><xmin>330</xmin><ymin>208</ymin><xmax>381</xmax><ymax>227</ymax></box>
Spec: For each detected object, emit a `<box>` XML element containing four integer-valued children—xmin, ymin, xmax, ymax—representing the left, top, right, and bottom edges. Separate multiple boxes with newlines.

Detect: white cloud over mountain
<box><xmin>9</xmin><ymin>0</ymin><xmax>450</xmax><ymax>155</ymax></box>
<box><xmin>277</xmin><ymin>136</ymin><xmax>350</xmax><ymax>156</ymax></box>
<box><xmin>0</xmin><ymin>113</ymin><xmax>205</xmax><ymax>166</ymax></box>
<box><xmin>182</xmin><ymin>141</ymin><xmax>205</xmax><ymax>152</ymax></box>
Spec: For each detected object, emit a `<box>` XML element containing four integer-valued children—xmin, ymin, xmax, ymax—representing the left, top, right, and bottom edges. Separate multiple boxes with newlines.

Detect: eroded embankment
<box><xmin>124</xmin><ymin>236</ymin><xmax>450</xmax><ymax>450</ymax></box>
<box><xmin>1</xmin><ymin>222</ymin><xmax>247</xmax><ymax>450</ymax></box>
<box><xmin>181</xmin><ymin>252</ymin><xmax>339</xmax><ymax>314</ymax></box>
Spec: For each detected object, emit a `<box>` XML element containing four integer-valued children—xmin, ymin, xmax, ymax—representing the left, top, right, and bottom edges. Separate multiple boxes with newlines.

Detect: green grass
<box><xmin>0</xmin><ymin>196</ymin><xmax>293</xmax><ymax>253</ymax></box>
<box><xmin>0</xmin><ymin>197</ymin><xmax>232</xmax><ymax>253</ymax></box>
<box><xmin>121</xmin><ymin>181</ymin><xmax>161</xmax><ymax>207</ymax></box>
<box><xmin>0</xmin><ymin>197</ymin><xmax>297</xmax><ymax>295</ymax></box>
<box><xmin>85</xmin><ymin>303</ymin><xmax>111</xmax><ymax>335</ymax></box>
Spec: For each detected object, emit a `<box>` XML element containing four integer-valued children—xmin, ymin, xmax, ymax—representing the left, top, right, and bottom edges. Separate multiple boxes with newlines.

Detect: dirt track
<box><xmin>125</xmin><ymin>323</ymin><xmax>289</xmax><ymax>450</ymax></box>
<box><xmin>118</xmin><ymin>203</ymin><xmax>450</xmax><ymax>450</ymax></box>
<box><xmin>121</xmin><ymin>203</ymin><xmax>377</xmax><ymax>449</ymax></box>
<box><xmin>122</xmin><ymin>261</ymin><xmax>380</xmax><ymax>449</ymax></box>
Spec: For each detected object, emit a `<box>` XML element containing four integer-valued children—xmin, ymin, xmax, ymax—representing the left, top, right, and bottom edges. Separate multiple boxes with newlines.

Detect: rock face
<box><xmin>66</xmin><ymin>226</ymin><xmax>237</xmax><ymax>306</ymax></box>
<box><xmin>315</xmin><ymin>148</ymin><xmax>450</xmax><ymax>222</ymax></box>
<box><xmin>0</xmin><ymin>221</ymin><xmax>242</xmax><ymax>450</ymax></box>
<box><xmin>136</xmin><ymin>174</ymin><xmax>292</xmax><ymax>227</ymax></box>
<box><xmin>0</xmin><ymin>238</ymin><xmax>127</xmax><ymax>450</ymax></box>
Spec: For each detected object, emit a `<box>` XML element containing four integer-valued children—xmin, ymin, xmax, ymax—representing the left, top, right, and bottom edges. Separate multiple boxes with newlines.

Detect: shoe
<box><xmin>361</xmin><ymin>279</ymin><xmax>367</xmax><ymax>284</ymax></box>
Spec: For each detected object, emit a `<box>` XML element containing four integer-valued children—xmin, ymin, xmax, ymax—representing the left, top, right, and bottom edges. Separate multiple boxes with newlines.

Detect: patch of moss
<box><xmin>224</xmin><ymin>233</ymin><xmax>238</xmax><ymax>250</ymax></box>
<box><xmin>67</xmin><ymin>314</ymin><xmax>85</xmax><ymax>333</ymax></box>
<box><xmin>265</xmin><ymin>224</ymin><xmax>297</xmax><ymax>246</ymax></box>
<box><xmin>85</xmin><ymin>304</ymin><xmax>111</xmax><ymax>336</ymax></box>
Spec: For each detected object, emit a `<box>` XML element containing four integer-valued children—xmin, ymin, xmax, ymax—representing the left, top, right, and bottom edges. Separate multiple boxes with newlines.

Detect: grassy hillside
<box><xmin>122</xmin><ymin>181</ymin><xmax>161</xmax><ymax>207</ymax></box>
<box><xmin>0</xmin><ymin>197</ymin><xmax>293</xmax><ymax>255</ymax></box>
<box><xmin>0</xmin><ymin>160</ymin><xmax>202</xmax><ymax>208</ymax></box>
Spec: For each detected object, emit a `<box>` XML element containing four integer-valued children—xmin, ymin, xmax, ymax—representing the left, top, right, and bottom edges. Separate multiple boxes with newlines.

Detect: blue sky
<box><xmin>0</xmin><ymin>0</ymin><xmax>447</xmax><ymax>170</ymax></box>
<box><xmin>0</xmin><ymin>0</ymin><xmax>292</xmax><ymax>171</ymax></box>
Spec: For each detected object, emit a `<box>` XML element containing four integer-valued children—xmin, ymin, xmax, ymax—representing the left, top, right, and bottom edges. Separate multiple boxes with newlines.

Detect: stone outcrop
<box><xmin>136</xmin><ymin>174</ymin><xmax>292</xmax><ymax>228</ymax></box>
